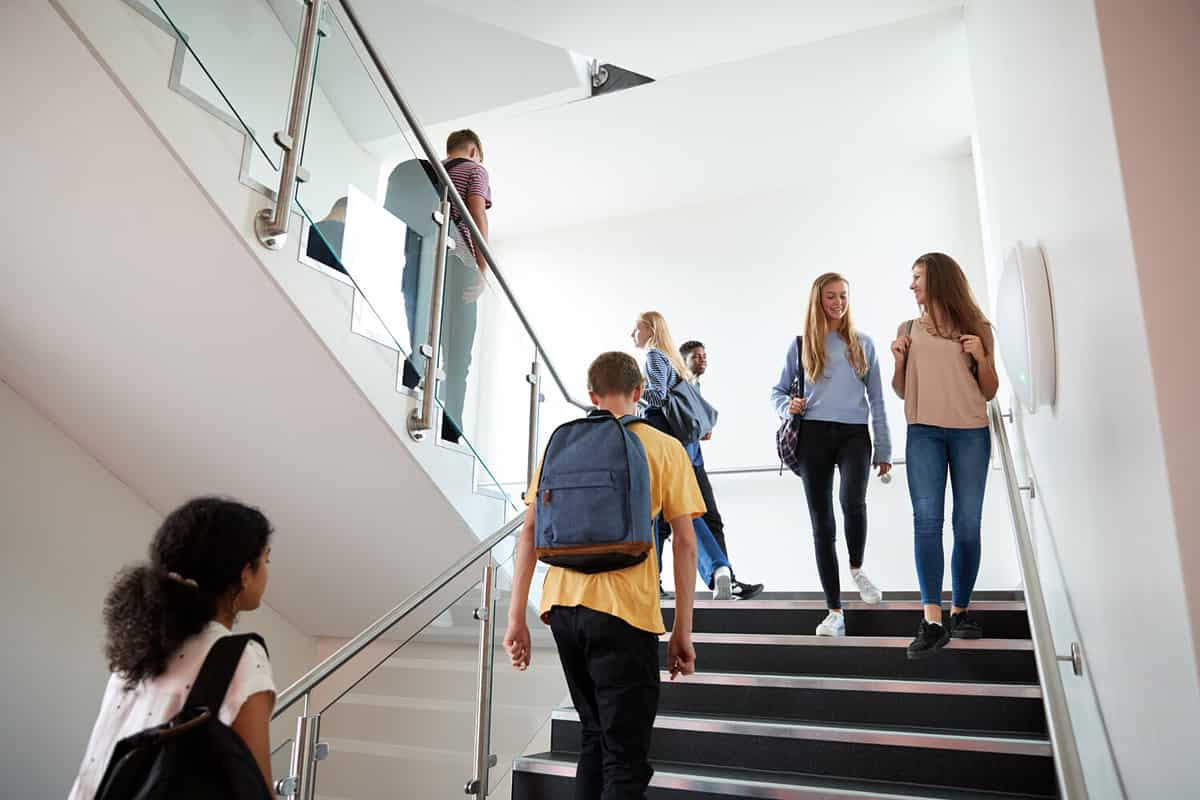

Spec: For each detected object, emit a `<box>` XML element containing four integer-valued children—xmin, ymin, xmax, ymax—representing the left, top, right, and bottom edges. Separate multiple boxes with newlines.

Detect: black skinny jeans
<box><xmin>798</xmin><ymin>420</ymin><xmax>872</xmax><ymax>610</ymax></box>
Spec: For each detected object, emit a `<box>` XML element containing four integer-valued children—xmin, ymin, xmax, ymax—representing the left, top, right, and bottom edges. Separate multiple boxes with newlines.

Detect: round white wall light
<box><xmin>996</xmin><ymin>242</ymin><xmax>1057</xmax><ymax>413</ymax></box>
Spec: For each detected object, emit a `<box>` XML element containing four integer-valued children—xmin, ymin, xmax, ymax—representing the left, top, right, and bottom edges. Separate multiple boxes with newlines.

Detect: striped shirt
<box><xmin>642</xmin><ymin>349</ymin><xmax>703</xmax><ymax>466</ymax></box>
<box><xmin>446</xmin><ymin>159</ymin><xmax>492</xmax><ymax>259</ymax></box>
<box><xmin>642</xmin><ymin>348</ymin><xmax>678</xmax><ymax>409</ymax></box>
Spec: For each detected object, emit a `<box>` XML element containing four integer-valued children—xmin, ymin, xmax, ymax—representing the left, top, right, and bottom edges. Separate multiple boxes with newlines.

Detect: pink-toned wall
<box><xmin>1095</xmin><ymin>0</ymin><xmax>1200</xmax><ymax>670</ymax></box>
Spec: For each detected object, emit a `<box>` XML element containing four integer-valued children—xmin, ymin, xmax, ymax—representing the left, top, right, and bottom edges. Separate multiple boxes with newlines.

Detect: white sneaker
<box><xmin>852</xmin><ymin>569</ymin><xmax>883</xmax><ymax>605</ymax></box>
<box><xmin>713</xmin><ymin>567</ymin><xmax>732</xmax><ymax>600</ymax></box>
<box><xmin>816</xmin><ymin>610</ymin><xmax>846</xmax><ymax>637</ymax></box>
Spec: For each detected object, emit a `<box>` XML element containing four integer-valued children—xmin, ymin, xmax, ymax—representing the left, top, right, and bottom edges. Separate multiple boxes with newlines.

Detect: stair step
<box><xmin>657</xmin><ymin>671</ymin><xmax>1046</xmax><ymax>735</ymax></box>
<box><xmin>513</xmin><ymin>751</ymin><xmax>1055</xmax><ymax>799</ymax></box>
<box><xmin>663</xmin><ymin>634</ymin><xmax>1038</xmax><ymax>683</ymax></box>
<box><xmin>663</xmin><ymin>601</ymin><xmax>1031</xmax><ymax>638</ymax></box>
<box><xmin>549</xmin><ymin>709</ymin><xmax>1055</xmax><ymax>796</ymax></box>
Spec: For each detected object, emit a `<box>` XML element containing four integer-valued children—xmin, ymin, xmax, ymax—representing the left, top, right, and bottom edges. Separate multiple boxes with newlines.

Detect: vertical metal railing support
<box><xmin>276</xmin><ymin>694</ymin><xmax>323</xmax><ymax>798</ymax></box>
<box><xmin>407</xmin><ymin>188</ymin><xmax>452</xmax><ymax>441</ymax></box>
<box><xmin>254</xmin><ymin>0</ymin><xmax>324</xmax><ymax>250</ymax></box>
<box><xmin>526</xmin><ymin>354</ymin><xmax>543</xmax><ymax>490</ymax></box>
<box><xmin>465</xmin><ymin>560</ymin><xmax>498</xmax><ymax>797</ymax></box>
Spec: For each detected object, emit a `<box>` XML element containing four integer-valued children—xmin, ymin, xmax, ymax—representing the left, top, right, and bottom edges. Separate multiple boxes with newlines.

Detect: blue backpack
<box><xmin>534</xmin><ymin>411</ymin><xmax>654</xmax><ymax>573</ymax></box>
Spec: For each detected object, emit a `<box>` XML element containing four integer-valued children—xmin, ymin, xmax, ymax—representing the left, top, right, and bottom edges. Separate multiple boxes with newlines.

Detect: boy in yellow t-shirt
<box><xmin>503</xmin><ymin>351</ymin><xmax>702</xmax><ymax>799</ymax></box>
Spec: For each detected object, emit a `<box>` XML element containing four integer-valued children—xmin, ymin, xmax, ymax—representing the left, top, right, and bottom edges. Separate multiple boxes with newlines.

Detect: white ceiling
<box><xmin>294</xmin><ymin>0</ymin><xmax>587</xmax><ymax>135</ymax></box>
<box><xmin>424</xmin><ymin>8</ymin><xmax>973</xmax><ymax>238</ymax></box>
<box><xmin>422</xmin><ymin>0</ymin><xmax>963</xmax><ymax>78</ymax></box>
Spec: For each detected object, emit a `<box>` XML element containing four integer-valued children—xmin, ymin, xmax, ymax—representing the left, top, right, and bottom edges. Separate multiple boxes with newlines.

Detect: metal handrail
<box><xmin>988</xmin><ymin>401</ymin><xmax>1087</xmax><ymax>799</ymax></box>
<box><xmin>704</xmin><ymin>458</ymin><xmax>909</xmax><ymax>476</ymax></box>
<box><xmin>330</xmin><ymin>0</ymin><xmax>590</xmax><ymax>412</ymax></box>
<box><xmin>272</xmin><ymin>515</ymin><xmax>523</xmax><ymax>719</ymax></box>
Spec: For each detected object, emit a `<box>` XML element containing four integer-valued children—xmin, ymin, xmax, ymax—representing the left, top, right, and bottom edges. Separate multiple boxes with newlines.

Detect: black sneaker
<box><xmin>659</xmin><ymin>584</ymin><xmax>674</xmax><ymax>600</ymax></box>
<box><xmin>731</xmin><ymin>580</ymin><xmax>764</xmax><ymax>601</ymax></box>
<box><xmin>907</xmin><ymin>620</ymin><xmax>950</xmax><ymax>660</ymax></box>
<box><xmin>948</xmin><ymin>611</ymin><xmax>983</xmax><ymax>639</ymax></box>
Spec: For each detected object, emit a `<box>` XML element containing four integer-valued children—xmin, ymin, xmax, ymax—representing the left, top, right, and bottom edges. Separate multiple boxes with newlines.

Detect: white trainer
<box><xmin>852</xmin><ymin>569</ymin><xmax>883</xmax><ymax>604</ymax></box>
<box><xmin>815</xmin><ymin>610</ymin><xmax>846</xmax><ymax>637</ymax></box>
<box><xmin>713</xmin><ymin>567</ymin><xmax>732</xmax><ymax>600</ymax></box>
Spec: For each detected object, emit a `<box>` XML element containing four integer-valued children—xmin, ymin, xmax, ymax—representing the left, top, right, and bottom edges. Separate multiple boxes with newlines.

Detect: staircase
<box><xmin>512</xmin><ymin>592</ymin><xmax>1057</xmax><ymax>799</ymax></box>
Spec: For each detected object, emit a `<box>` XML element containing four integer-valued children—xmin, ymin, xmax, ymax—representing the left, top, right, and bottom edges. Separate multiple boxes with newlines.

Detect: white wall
<box><xmin>485</xmin><ymin>156</ymin><xmax>988</xmax><ymax>476</ymax></box>
<box><xmin>0</xmin><ymin>380</ymin><xmax>316</xmax><ymax>798</ymax></box>
<box><xmin>964</xmin><ymin>0</ymin><xmax>1200</xmax><ymax>795</ymax></box>
<box><xmin>469</xmin><ymin>155</ymin><xmax>1018</xmax><ymax>594</ymax></box>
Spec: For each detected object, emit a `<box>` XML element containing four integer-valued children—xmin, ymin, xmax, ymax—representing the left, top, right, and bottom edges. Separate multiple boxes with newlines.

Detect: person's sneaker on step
<box><xmin>947</xmin><ymin>610</ymin><xmax>983</xmax><ymax>639</ymax></box>
<box><xmin>659</xmin><ymin>582</ymin><xmax>674</xmax><ymax>601</ymax></box>
<box><xmin>851</xmin><ymin>569</ymin><xmax>882</xmax><ymax>604</ymax></box>
<box><xmin>713</xmin><ymin>566</ymin><xmax>733</xmax><ymax>600</ymax></box>
<box><xmin>730</xmin><ymin>579</ymin><xmax>763</xmax><ymax>601</ymax></box>
<box><xmin>815</xmin><ymin>610</ymin><xmax>845</xmax><ymax>637</ymax></box>
<box><xmin>907</xmin><ymin>619</ymin><xmax>950</xmax><ymax>660</ymax></box>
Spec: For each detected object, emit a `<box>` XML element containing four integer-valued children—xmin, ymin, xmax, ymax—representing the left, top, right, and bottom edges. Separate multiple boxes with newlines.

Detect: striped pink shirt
<box><xmin>446</xmin><ymin>159</ymin><xmax>492</xmax><ymax>259</ymax></box>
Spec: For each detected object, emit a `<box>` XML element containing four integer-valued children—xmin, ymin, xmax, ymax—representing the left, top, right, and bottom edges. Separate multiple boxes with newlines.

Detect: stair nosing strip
<box><xmin>664</xmin><ymin>599</ymin><xmax>1027</xmax><ymax>612</ymax></box>
<box><xmin>685</xmin><ymin>633</ymin><xmax>1034</xmax><ymax>650</ymax></box>
<box><xmin>550</xmin><ymin>708</ymin><xmax>1052</xmax><ymax>756</ymax></box>
<box><xmin>514</xmin><ymin>755</ymin><xmax>1031</xmax><ymax>799</ymax></box>
<box><xmin>657</xmin><ymin>671</ymin><xmax>1043</xmax><ymax>698</ymax></box>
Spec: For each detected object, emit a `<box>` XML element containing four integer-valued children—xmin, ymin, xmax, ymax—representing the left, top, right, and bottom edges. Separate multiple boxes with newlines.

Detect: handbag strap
<box><xmin>795</xmin><ymin>336</ymin><xmax>804</xmax><ymax>399</ymax></box>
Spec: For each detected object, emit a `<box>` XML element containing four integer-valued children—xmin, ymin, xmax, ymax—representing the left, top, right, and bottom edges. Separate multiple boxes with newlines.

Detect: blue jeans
<box><xmin>656</xmin><ymin>515</ymin><xmax>730</xmax><ymax>590</ymax></box>
<box><xmin>906</xmin><ymin>424</ymin><xmax>991</xmax><ymax>608</ymax></box>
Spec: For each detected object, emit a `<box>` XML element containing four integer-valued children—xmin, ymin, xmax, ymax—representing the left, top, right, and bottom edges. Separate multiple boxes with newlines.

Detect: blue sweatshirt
<box><xmin>770</xmin><ymin>333</ymin><xmax>892</xmax><ymax>464</ymax></box>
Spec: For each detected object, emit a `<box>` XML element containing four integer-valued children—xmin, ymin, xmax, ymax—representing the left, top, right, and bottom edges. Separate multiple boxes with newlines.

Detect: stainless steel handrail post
<box><xmin>407</xmin><ymin>188</ymin><xmax>452</xmax><ymax>441</ymax></box>
<box><xmin>466</xmin><ymin>560</ymin><xmax>498</xmax><ymax>797</ymax></box>
<box><xmin>275</xmin><ymin>695</ymin><xmax>318</xmax><ymax>797</ymax></box>
<box><xmin>327</xmin><ymin>0</ymin><xmax>590</xmax><ymax>411</ymax></box>
<box><xmin>255</xmin><ymin>0</ymin><xmax>323</xmax><ymax>250</ymax></box>
<box><xmin>526</xmin><ymin>354</ymin><xmax>543</xmax><ymax>490</ymax></box>
<box><xmin>989</xmin><ymin>402</ymin><xmax>1088</xmax><ymax>799</ymax></box>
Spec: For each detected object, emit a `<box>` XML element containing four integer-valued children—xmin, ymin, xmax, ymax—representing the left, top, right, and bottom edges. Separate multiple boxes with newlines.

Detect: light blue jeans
<box><xmin>656</xmin><ymin>515</ymin><xmax>731</xmax><ymax>589</ymax></box>
<box><xmin>906</xmin><ymin>424</ymin><xmax>991</xmax><ymax>608</ymax></box>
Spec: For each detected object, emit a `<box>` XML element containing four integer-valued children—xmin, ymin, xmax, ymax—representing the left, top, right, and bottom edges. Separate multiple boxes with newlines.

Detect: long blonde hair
<box><xmin>639</xmin><ymin>311</ymin><xmax>693</xmax><ymax>382</ymax></box>
<box><xmin>803</xmin><ymin>273</ymin><xmax>868</xmax><ymax>381</ymax></box>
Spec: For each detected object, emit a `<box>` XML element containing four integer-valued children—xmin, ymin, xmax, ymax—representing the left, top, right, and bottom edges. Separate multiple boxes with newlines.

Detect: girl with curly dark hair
<box><xmin>70</xmin><ymin>497</ymin><xmax>276</xmax><ymax>799</ymax></box>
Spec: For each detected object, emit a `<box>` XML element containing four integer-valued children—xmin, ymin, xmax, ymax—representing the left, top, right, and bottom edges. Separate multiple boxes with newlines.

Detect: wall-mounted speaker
<box><xmin>996</xmin><ymin>242</ymin><xmax>1056</xmax><ymax>413</ymax></box>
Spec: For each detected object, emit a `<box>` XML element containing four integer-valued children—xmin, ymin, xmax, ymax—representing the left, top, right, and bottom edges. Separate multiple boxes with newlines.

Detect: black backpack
<box><xmin>94</xmin><ymin>633</ymin><xmax>273</xmax><ymax>800</ymax></box>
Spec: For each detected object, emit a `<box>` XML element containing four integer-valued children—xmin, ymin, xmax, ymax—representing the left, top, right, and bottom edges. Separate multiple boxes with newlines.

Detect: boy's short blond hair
<box><xmin>588</xmin><ymin>352</ymin><xmax>644</xmax><ymax>397</ymax></box>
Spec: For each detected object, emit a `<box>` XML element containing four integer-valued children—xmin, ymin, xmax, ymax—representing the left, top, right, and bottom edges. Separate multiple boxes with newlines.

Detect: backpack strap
<box><xmin>906</xmin><ymin>319</ymin><xmax>915</xmax><ymax>337</ymax></box>
<box><xmin>184</xmin><ymin>633</ymin><xmax>267</xmax><ymax>713</ymax></box>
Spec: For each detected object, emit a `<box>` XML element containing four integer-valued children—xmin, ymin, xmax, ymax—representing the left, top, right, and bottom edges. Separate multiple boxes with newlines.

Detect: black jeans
<box><xmin>548</xmin><ymin>606</ymin><xmax>660</xmax><ymax>800</ymax></box>
<box><xmin>798</xmin><ymin>420</ymin><xmax>872</xmax><ymax>609</ymax></box>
